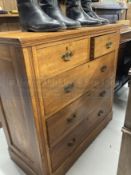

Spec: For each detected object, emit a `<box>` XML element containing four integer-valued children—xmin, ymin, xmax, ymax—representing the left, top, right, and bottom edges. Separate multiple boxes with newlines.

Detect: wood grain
<box><xmin>0</xmin><ymin>0</ymin><xmax>19</xmax><ymax>32</ymax></box>
<box><xmin>0</xmin><ymin>46</ymin><xmax>49</xmax><ymax>175</ymax></box>
<box><xmin>127</xmin><ymin>4</ymin><xmax>131</xmax><ymax>25</ymax></box>
<box><xmin>50</xmin><ymin>100</ymin><xmax>111</xmax><ymax>171</ymax></box>
<box><xmin>91</xmin><ymin>32</ymin><xmax>120</xmax><ymax>59</ymax></box>
<box><xmin>124</xmin><ymin>85</ymin><xmax>131</xmax><ymax>130</ymax></box>
<box><xmin>0</xmin><ymin>0</ymin><xmax>17</xmax><ymax>10</ymax></box>
<box><xmin>0</xmin><ymin>44</ymin><xmax>11</xmax><ymax>60</ymax></box>
<box><xmin>0</xmin><ymin>24</ymin><xmax>121</xmax><ymax>175</ymax></box>
<box><xmin>37</xmin><ymin>37</ymin><xmax>90</xmax><ymax>79</ymax></box>
<box><xmin>47</xmin><ymin>80</ymin><xmax>113</xmax><ymax>147</ymax></box>
<box><xmin>0</xmin><ymin>16</ymin><xmax>20</xmax><ymax>32</ymax></box>
<box><xmin>117</xmin><ymin>71</ymin><xmax>131</xmax><ymax>175</ymax></box>
<box><xmin>42</xmin><ymin>52</ymin><xmax>116</xmax><ymax>117</ymax></box>
<box><xmin>53</xmin><ymin>112</ymin><xmax>112</xmax><ymax>175</ymax></box>
<box><xmin>117</xmin><ymin>133</ymin><xmax>131</xmax><ymax>175</ymax></box>
<box><xmin>0</xmin><ymin>23</ymin><xmax>121</xmax><ymax>47</ymax></box>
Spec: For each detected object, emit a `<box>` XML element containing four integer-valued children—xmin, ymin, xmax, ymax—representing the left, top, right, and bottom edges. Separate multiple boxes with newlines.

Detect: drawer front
<box><xmin>91</xmin><ymin>33</ymin><xmax>119</xmax><ymax>59</ymax></box>
<box><xmin>47</xmin><ymin>79</ymin><xmax>113</xmax><ymax>147</ymax></box>
<box><xmin>42</xmin><ymin>52</ymin><xmax>115</xmax><ymax>117</ymax></box>
<box><xmin>37</xmin><ymin>38</ymin><xmax>90</xmax><ymax>79</ymax></box>
<box><xmin>50</xmin><ymin>98</ymin><xmax>112</xmax><ymax>171</ymax></box>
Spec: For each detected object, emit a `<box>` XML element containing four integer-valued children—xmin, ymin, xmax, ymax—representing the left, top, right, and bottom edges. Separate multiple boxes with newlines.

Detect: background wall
<box><xmin>0</xmin><ymin>0</ymin><xmax>17</xmax><ymax>10</ymax></box>
<box><xmin>0</xmin><ymin>0</ymin><xmax>131</xmax><ymax>26</ymax></box>
<box><xmin>127</xmin><ymin>3</ymin><xmax>131</xmax><ymax>24</ymax></box>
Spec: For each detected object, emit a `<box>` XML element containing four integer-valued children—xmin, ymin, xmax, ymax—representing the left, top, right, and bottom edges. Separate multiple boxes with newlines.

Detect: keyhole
<box><xmin>66</xmin><ymin>46</ymin><xmax>69</xmax><ymax>51</ymax></box>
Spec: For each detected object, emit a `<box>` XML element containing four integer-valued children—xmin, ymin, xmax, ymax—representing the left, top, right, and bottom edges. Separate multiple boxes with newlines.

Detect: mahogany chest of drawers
<box><xmin>0</xmin><ymin>24</ymin><xmax>121</xmax><ymax>175</ymax></box>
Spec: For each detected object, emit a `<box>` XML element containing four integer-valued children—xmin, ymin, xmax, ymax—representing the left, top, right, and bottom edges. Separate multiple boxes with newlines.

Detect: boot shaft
<box><xmin>81</xmin><ymin>0</ymin><xmax>92</xmax><ymax>3</ymax></box>
<box><xmin>39</xmin><ymin>0</ymin><xmax>58</xmax><ymax>6</ymax></box>
<box><xmin>81</xmin><ymin>0</ymin><xmax>92</xmax><ymax>7</ymax></box>
<box><xmin>16</xmin><ymin>0</ymin><xmax>39</xmax><ymax>15</ymax></box>
<box><xmin>66</xmin><ymin>0</ymin><xmax>85</xmax><ymax>20</ymax></box>
<box><xmin>81</xmin><ymin>0</ymin><xmax>93</xmax><ymax>12</ymax></box>
<box><xmin>17</xmin><ymin>0</ymin><xmax>35</xmax><ymax>4</ymax></box>
<box><xmin>66</xmin><ymin>0</ymin><xmax>81</xmax><ymax>7</ymax></box>
<box><xmin>16</xmin><ymin>0</ymin><xmax>66</xmax><ymax>32</ymax></box>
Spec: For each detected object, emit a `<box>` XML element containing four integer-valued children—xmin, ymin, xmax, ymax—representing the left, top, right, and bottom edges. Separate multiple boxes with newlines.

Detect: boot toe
<box><xmin>44</xmin><ymin>21</ymin><xmax>66</xmax><ymax>31</ymax></box>
<box><xmin>66</xmin><ymin>20</ymin><xmax>81</xmax><ymax>29</ymax></box>
<box><xmin>92</xmin><ymin>20</ymin><xmax>102</xmax><ymax>25</ymax></box>
<box><xmin>101</xmin><ymin>19</ymin><xmax>110</xmax><ymax>24</ymax></box>
<box><xmin>51</xmin><ymin>20</ymin><xmax>67</xmax><ymax>30</ymax></box>
<box><xmin>80</xmin><ymin>19</ymin><xmax>100</xmax><ymax>26</ymax></box>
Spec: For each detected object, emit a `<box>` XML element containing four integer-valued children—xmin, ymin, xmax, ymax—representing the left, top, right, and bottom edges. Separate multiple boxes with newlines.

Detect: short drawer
<box><xmin>42</xmin><ymin>52</ymin><xmax>115</xmax><ymax>117</ymax></box>
<box><xmin>50</xmin><ymin>98</ymin><xmax>112</xmax><ymax>171</ymax></box>
<box><xmin>47</xmin><ymin>80</ymin><xmax>113</xmax><ymax>147</ymax></box>
<box><xmin>37</xmin><ymin>38</ymin><xmax>90</xmax><ymax>79</ymax></box>
<box><xmin>91</xmin><ymin>32</ymin><xmax>119</xmax><ymax>59</ymax></box>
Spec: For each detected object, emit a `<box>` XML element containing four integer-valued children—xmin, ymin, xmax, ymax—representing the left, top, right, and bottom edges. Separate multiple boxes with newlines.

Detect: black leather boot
<box><xmin>40</xmin><ymin>0</ymin><xmax>81</xmax><ymax>29</ymax></box>
<box><xmin>17</xmin><ymin>0</ymin><xmax>66</xmax><ymax>32</ymax></box>
<box><xmin>81</xmin><ymin>0</ymin><xmax>109</xmax><ymax>24</ymax></box>
<box><xmin>66</xmin><ymin>0</ymin><xmax>101</xmax><ymax>26</ymax></box>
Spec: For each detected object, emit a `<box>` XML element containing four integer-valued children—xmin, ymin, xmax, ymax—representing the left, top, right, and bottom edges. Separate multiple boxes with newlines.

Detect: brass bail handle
<box><xmin>67</xmin><ymin>113</ymin><xmax>77</xmax><ymax>123</ymax></box>
<box><xmin>62</xmin><ymin>47</ymin><xmax>73</xmax><ymax>61</ymax></box>
<box><xmin>98</xmin><ymin>110</ymin><xmax>104</xmax><ymax>117</ymax></box>
<box><xmin>67</xmin><ymin>138</ymin><xmax>76</xmax><ymax>147</ymax></box>
<box><xmin>101</xmin><ymin>65</ymin><xmax>107</xmax><ymax>72</ymax></box>
<box><xmin>99</xmin><ymin>90</ymin><xmax>106</xmax><ymax>97</ymax></box>
<box><xmin>64</xmin><ymin>82</ymin><xmax>74</xmax><ymax>93</ymax></box>
<box><xmin>106</xmin><ymin>41</ymin><xmax>113</xmax><ymax>49</ymax></box>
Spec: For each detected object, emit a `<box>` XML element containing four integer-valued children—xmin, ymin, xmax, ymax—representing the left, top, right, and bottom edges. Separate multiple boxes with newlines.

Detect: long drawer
<box><xmin>50</xmin><ymin>96</ymin><xmax>112</xmax><ymax>171</ymax></box>
<box><xmin>42</xmin><ymin>52</ymin><xmax>115</xmax><ymax>117</ymax></box>
<box><xmin>47</xmin><ymin>79</ymin><xmax>113</xmax><ymax>147</ymax></box>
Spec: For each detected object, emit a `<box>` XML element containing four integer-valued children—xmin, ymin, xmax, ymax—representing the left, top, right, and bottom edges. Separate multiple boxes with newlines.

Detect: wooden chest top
<box><xmin>0</xmin><ymin>24</ymin><xmax>121</xmax><ymax>47</ymax></box>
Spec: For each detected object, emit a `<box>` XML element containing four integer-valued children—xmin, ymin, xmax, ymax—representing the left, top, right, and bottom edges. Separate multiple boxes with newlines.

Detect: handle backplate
<box><xmin>67</xmin><ymin>138</ymin><xmax>76</xmax><ymax>147</ymax></box>
<box><xmin>62</xmin><ymin>47</ymin><xmax>73</xmax><ymax>61</ymax></box>
<box><xmin>64</xmin><ymin>83</ymin><xmax>74</xmax><ymax>93</ymax></box>
<box><xmin>99</xmin><ymin>90</ymin><xmax>106</xmax><ymax>97</ymax></box>
<box><xmin>67</xmin><ymin>113</ymin><xmax>77</xmax><ymax>123</ymax></box>
<box><xmin>106</xmin><ymin>41</ymin><xmax>113</xmax><ymax>49</ymax></box>
<box><xmin>101</xmin><ymin>65</ymin><xmax>107</xmax><ymax>73</ymax></box>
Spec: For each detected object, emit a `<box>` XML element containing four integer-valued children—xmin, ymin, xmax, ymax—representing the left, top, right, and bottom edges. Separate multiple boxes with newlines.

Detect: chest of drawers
<box><xmin>0</xmin><ymin>24</ymin><xmax>121</xmax><ymax>175</ymax></box>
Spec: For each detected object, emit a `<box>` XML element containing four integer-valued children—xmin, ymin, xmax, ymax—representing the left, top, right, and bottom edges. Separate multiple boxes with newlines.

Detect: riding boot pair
<box><xmin>17</xmin><ymin>0</ymin><xmax>109</xmax><ymax>32</ymax></box>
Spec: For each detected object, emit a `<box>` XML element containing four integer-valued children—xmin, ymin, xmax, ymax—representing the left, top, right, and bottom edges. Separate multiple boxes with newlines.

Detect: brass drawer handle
<box><xmin>64</xmin><ymin>83</ymin><xmax>74</xmax><ymax>93</ymax></box>
<box><xmin>86</xmin><ymin>90</ymin><xmax>91</xmax><ymax>96</ymax></box>
<box><xmin>62</xmin><ymin>47</ymin><xmax>73</xmax><ymax>61</ymax></box>
<box><xmin>106</xmin><ymin>41</ymin><xmax>113</xmax><ymax>49</ymax></box>
<box><xmin>99</xmin><ymin>90</ymin><xmax>106</xmax><ymax>97</ymax></box>
<box><xmin>67</xmin><ymin>113</ymin><xmax>77</xmax><ymax>123</ymax></box>
<box><xmin>67</xmin><ymin>138</ymin><xmax>76</xmax><ymax>147</ymax></box>
<box><xmin>98</xmin><ymin>110</ymin><xmax>104</xmax><ymax>117</ymax></box>
<box><xmin>101</xmin><ymin>65</ymin><xmax>107</xmax><ymax>72</ymax></box>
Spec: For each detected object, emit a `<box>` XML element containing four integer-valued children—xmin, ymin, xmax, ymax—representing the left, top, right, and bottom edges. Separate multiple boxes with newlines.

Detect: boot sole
<box><xmin>23</xmin><ymin>26</ymin><xmax>67</xmax><ymax>32</ymax></box>
<box><xmin>67</xmin><ymin>25</ymin><xmax>81</xmax><ymax>30</ymax></box>
<box><xmin>102</xmin><ymin>22</ymin><xmax>110</xmax><ymax>25</ymax></box>
<box><xmin>81</xmin><ymin>23</ymin><xmax>102</xmax><ymax>27</ymax></box>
